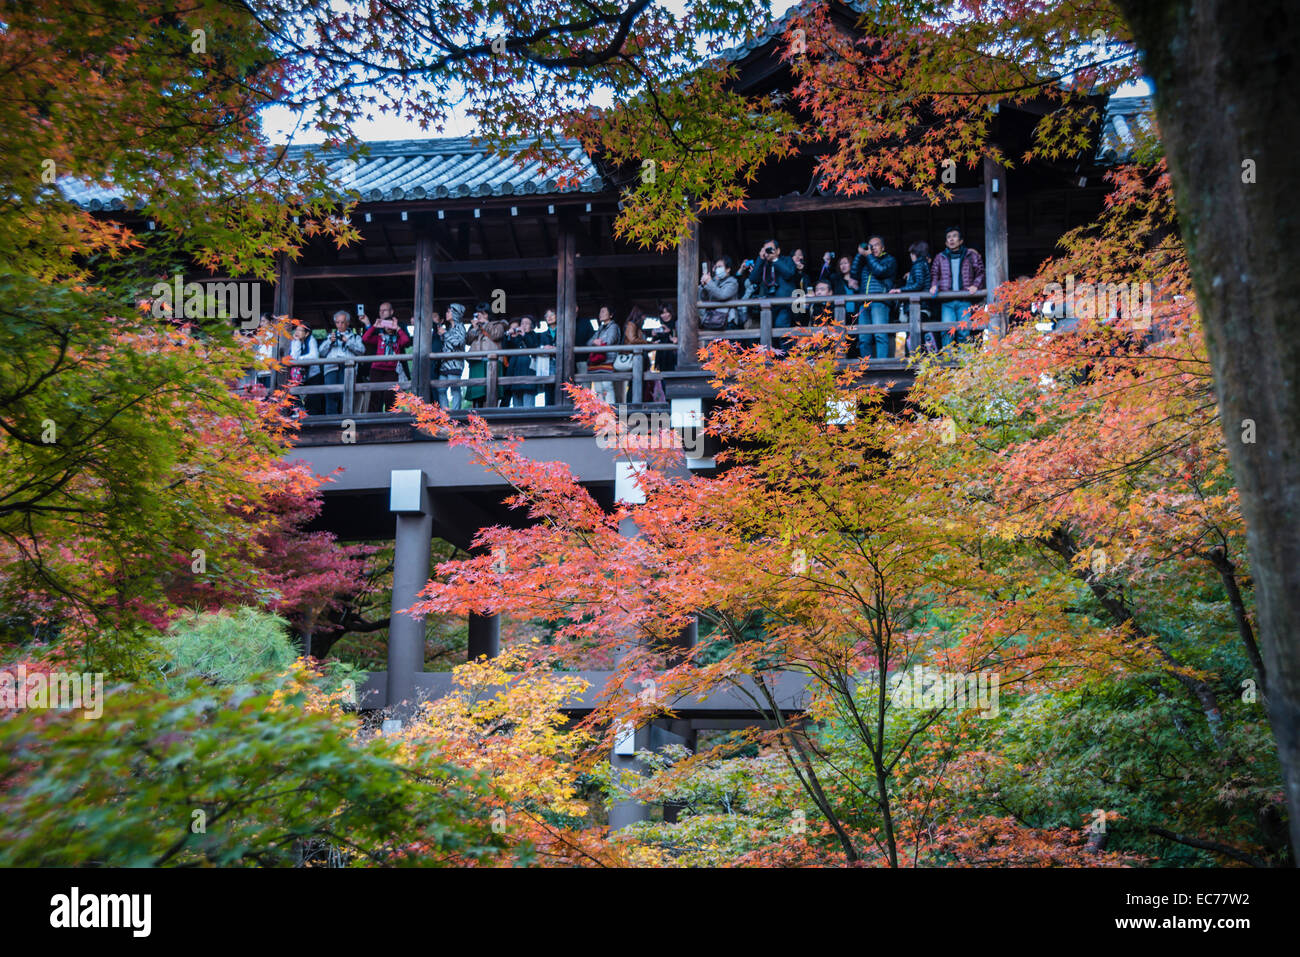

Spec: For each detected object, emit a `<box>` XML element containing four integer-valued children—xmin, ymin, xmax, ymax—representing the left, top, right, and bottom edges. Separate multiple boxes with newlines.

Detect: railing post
<box><xmin>343</xmin><ymin>360</ymin><xmax>356</xmax><ymax>416</ymax></box>
<box><xmin>485</xmin><ymin>353</ymin><xmax>499</xmax><ymax>408</ymax></box>
<box><xmin>909</xmin><ymin>296</ymin><xmax>923</xmax><ymax>353</ymax></box>
<box><xmin>759</xmin><ymin>301</ymin><xmax>773</xmax><ymax>350</ymax></box>
<box><xmin>631</xmin><ymin>353</ymin><xmax>643</xmax><ymax>404</ymax></box>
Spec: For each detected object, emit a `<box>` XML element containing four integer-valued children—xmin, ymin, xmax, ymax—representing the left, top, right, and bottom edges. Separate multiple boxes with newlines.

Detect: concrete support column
<box><xmin>669</xmin><ymin>615</ymin><xmax>697</xmax><ymax>666</ymax></box>
<box><xmin>609</xmin><ymin>721</ymin><xmax>654</xmax><ymax>830</ymax></box>
<box><xmin>387</xmin><ymin>469</ymin><xmax>432</xmax><ymax>719</ymax></box>
<box><xmin>659</xmin><ymin>719</ymin><xmax>698</xmax><ymax>824</ymax></box>
<box><xmin>609</xmin><ymin>486</ymin><xmax>653</xmax><ymax>828</ymax></box>
<box><xmin>467</xmin><ymin>612</ymin><xmax>500</xmax><ymax>660</ymax></box>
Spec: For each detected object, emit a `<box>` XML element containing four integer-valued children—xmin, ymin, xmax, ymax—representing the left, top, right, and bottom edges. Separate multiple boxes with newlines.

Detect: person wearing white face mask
<box><xmin>699</xmin><ymin>256</ymin><xmax>739</xmax><ymax>331</ymax></box>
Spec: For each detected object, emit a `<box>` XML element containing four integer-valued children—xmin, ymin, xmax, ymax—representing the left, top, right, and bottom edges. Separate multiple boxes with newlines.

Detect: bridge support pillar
<box><xmin>387</xmin><ymin>469</ymin><xmax>432</xmax><ymax>720</ymax></box>
<box><xmin>609</xmin><ymin>504</ymin><xmax>653</xmax><ymax>829</ymax></box>
<box><xmin>467</xmin><ymin>612</ymin><xmax>500</xmax><ymax>660</ymax></box>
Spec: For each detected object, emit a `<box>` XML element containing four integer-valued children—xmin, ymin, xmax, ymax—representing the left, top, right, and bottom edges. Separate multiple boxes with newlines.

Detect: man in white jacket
<box><xmin>319</xmin><ymin>310</ymin><xmax>365</xmax><ymax>414</ymax></box>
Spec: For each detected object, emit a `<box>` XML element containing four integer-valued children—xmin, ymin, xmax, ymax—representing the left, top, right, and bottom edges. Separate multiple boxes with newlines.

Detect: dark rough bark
<box><xmin>1115</xmin><ymin>0</ymin><xmax>1300</xmax><ymax>859</ymax></box>
<box><xmin>1206</xmin><ymin>545</ymin><xmax>1267</xmax><ymax>691</ymax></box>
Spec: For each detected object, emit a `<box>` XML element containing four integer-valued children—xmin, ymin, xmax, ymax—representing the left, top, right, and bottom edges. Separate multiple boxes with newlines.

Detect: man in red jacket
<box><xmin>360</xmin><ymin>301</ymin><xmax>411</xmax><ymax>412</ymax></box>
<box><xmin>929</xmin><ymin>226</ymin><xmax>986</xmax><ymax>348</ymax></box>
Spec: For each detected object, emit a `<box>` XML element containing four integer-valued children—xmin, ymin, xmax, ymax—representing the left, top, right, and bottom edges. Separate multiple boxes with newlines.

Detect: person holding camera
<box><xmin>699</xmin><ymin>256</ymin><xmax>739</xmax><ymax>331</ymax></box>
<box><xmin>754</xmin><ymin>239</ymin><xmax>800</xmax><ymax>348</ymax></box>
<box><xmin>319</xmin><ymin>310</ymin><xmax>365</xmax><ymax>414</ymax></box>
<box><xmin>853</xmin><ymin>236</ymin><xmax>898</xmax><ymax>360</ymax></box>
<box><xmin>360</xmin><ymin>301</ymin><xmax>411</xmax><ymax>412</ymax></box>
<box><xmin>532</xmin><ymin>309</ymin><xmax>556</xmax><ymax>406</ymax></box>
<box><xmin>504</xmin><ymin>315</ymin><xmax>540</xmax><ymax>408</ymax></box>
<box><xmin>463</xmin><ymin>304</ymin><xmax>497</xmax><ymax>409</ymax></box>
<box><xmin>287</xmin><ymin>321</ymin><xmax>322</xmax><ymax>416</ymax></box>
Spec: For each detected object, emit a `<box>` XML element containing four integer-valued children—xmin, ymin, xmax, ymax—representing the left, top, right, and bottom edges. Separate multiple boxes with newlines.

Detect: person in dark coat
<box><xmin>504</xmin><ymin>315</ymin><xmax>540</xmax><ymax>408</ymax></box>
<box><xmin>754</xmin><ymin>238</ymin><xmax>801</xmax><ymax>350</ymax></box>
<box><xmin>853</xmin><ymin>236</ymin><xmax>899</xmax><ymax>360</ymax></box>
<box><xmin>890</xmin><ymin>241</ymin><xmax>935</xmax><ymax>355</ymax></box>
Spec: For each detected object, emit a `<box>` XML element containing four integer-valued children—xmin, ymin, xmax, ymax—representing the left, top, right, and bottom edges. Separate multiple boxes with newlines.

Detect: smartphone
<box><xmin>356</xmin><ymin>303</ymin><xmax>365</xmax><ymax>316</ymax></box>
<box><xmin>589</xmin><ymin>318</ymin><xmax>599</xmax><ymax>331</ymax></box>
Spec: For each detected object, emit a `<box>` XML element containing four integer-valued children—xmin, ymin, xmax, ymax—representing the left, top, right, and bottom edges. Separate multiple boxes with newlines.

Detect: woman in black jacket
<box><xmin>890</xmin><ymin>241</ymin><xmax>933</xmax><ymax>354</ymax></box>
<box><xmin>504</xmin><ymin>315</ymin><xmax>540</xmax><ymax>408</ymax></box>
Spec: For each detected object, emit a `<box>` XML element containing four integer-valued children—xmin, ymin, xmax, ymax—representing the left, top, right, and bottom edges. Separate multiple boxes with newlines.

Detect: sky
<box><xmin>260</xmin><ymin>1</ymin><xmax>1148</xmax><ymax>146</ymax></box>
<box><xmin>260</xmin><ymin>0</ymin><xmax>801</xmax><ymax>145</ymax></box>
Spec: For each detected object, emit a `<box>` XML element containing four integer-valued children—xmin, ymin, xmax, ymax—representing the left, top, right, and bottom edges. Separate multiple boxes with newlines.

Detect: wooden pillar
<box><xmin>413</xmin><ymin>233</ymin><xmax>434</xmax><ymax>399</ymax></box>
<box><xmin>982</xmin><ymin>156</ymin><xmax>1010</xmax><ymax>331</ymax></box>
<box><xmin>272</xmin><ymin>251</ymin><xmax>294</xmax><ymax>389</ymax></box>
<box><xmin>556</xmin><ymin>210</ymin><xmax>577</xmax><ymax>404</ymax></box>
<box><xmin>676</xmin><ymin>217</ymin><xmax>700</xmax><ymax>370</ymax></box>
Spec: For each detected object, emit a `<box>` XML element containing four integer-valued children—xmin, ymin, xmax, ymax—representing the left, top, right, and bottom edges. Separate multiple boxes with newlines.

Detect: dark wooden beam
<box><xmin>677</xmin><ymin>216</ymin><xmax>700</xmax><ymax>370</ymax></box>
<box><xmin>413</xmin><ymin>234</ymin><xmax>434</xmax><ymax>396</ymax></box>
<box><xmin>983</xmin><ymin>156</ymin><xmax>1010</xmax><ymax>328</ymax></box>
<box><xmin>272</xmin><ymin>252</ymin><xmax>295</xmax><ymax>390</ymax></box>
<box><xmin>295</xmin><ymin>262</ymin><xmax>416</xmax><ymax>280</ymax></box>
<box><xmin>439</xmin><ymin>252</ymin><xmax>668</xmax><ymax>275</ymax></box>
<box><xmin>703</xmin><ymin>188</ymin><xmax>984</xmax><ymax>216</ymax></box>
<box><xmin>556</xmin><ymin>210</ymin><xmax>577</xmax><ymax>400</ymax></box>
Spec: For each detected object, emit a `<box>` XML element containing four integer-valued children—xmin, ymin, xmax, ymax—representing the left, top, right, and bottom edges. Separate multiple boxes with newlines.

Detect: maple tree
<box><xmin>388</xmin><ymin>344</ymin><xmax>1142</xmax><ymax>866</ymax></box>
<box><xmin>3</xmin><ymin>0</ymin><xmax>1293</xmax><ymax>868</ymax></box>
<box><xmin>0</xmin><ymin>1</ymin><xmax>356</xmax><ymax>671</ymax></box>
<box><xmin>905</xmin><ymin>160</ymin><xmax>1287</xmax><ymax>865</ymax></box>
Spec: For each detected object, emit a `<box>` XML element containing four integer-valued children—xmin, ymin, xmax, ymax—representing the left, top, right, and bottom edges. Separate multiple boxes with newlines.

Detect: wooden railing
<box><xmin>696</xmin><ymin>289</ymin><xmax>988</xmax><ymax>352</ymax></box>
<box><xmin>269</xmin><ymin>290</ymin><xmax>990</xmax><ymax>418</ymax></box>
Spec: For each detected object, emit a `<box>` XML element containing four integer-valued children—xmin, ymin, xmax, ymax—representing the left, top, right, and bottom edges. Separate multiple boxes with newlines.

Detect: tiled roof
<box><xmin>59</xmin><ymin>137</ymin><xmax>605</xmax><ymax>210</ymax></box>
<box><xmin>718</xmin><ymin>0</ymin><xmax>875</xmax><ymax>64</ymax></box>
<box><xmin>1096</xmin><ymin>95</ymin><xmax>1156</xmax><ymax>163</ymax></box>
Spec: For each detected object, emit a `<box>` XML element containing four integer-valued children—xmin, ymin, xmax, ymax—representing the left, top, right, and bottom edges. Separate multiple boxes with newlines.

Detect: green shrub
<box><xmin>0</xmin><ymin>678</ymin><xmax>505</xmax><ymax>867</ymax></box>
<box><xmin>155</xmin><ymin>607</ymin><xmax>298</xmax><ymax>692</ymax></box>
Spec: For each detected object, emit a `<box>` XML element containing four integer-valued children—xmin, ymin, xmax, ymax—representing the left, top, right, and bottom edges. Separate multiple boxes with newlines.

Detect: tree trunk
<box><xmin>1116</xmin><ymin>0</ymin><xmax>1300</xmax><ymax>859</ymax></box>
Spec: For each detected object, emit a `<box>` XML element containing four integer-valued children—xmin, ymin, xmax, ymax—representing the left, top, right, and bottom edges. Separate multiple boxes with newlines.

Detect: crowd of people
<box><xmin>261</xmin><ymin>225</ymin><xmax>985</xmax><ymax>415</ymax></box>
<box><xmin>700</xmin><ymin>225</ymin><xmax>986</xmax><ymax>357</ymax></box>
<box><xmin>261</xmin><ymin>298</ymin><xmax>680</xmax><ymax>414</ymax></box>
